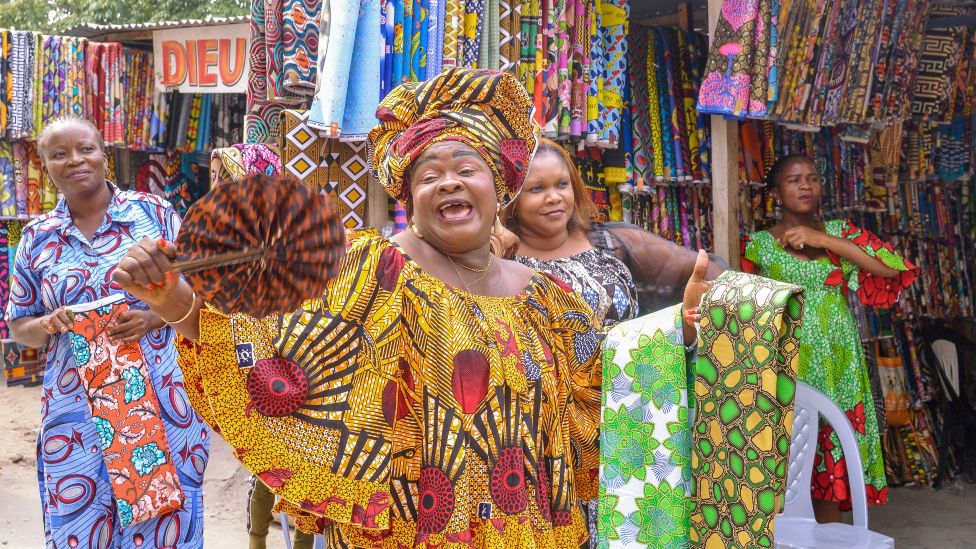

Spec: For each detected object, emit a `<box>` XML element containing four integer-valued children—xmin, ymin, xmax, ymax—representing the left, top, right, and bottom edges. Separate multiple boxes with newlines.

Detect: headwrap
<box><xmin>369</xmin><ymin>68</ymin><xmax>538</xmax><ymax>208</ymax></box>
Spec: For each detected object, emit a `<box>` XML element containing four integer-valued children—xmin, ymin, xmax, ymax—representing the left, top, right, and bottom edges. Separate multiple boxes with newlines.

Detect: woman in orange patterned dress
<box><xmin>113</xmin><ymin>69</ymin><xmax>712</xmax><ymax>548</ymax></box>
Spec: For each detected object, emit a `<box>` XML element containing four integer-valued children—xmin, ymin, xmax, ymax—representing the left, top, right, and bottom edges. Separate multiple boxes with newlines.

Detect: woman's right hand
<box><xmin>112</xmin><ymin>238</ymin><xmax>181</xmax><ymax>308</ymax></box>
<box><xmin>39</xmin><ymin>306</ymin><xmax>74</xmax><ymax>334</ymax></box>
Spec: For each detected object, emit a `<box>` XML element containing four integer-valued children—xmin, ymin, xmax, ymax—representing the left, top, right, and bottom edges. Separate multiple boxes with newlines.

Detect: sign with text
<box><xmin>153</xmin><ymin>24</ymin><xmax>249</xmax><ymax>93</ymax></box>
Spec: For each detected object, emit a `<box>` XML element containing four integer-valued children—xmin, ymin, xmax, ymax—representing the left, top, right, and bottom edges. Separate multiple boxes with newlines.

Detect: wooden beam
<box><xmin>707</xmin><ymin>0</ymin><xmax>740</xmax><ymax>266</ymax></box>
<box><xmin>677</xmin><ymin>3</ymin><xmax>693</xmax><ymax>31</ymax></box>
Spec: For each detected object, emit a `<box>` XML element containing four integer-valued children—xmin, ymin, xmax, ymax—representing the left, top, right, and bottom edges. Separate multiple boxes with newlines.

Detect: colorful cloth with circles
<box><xmin>176</xmin><ymin>235</ymin><xmax>601</xmax><ymax>546</ymax></box>
<box><xmin>690</xmin><ymin>271</ymin><xmax>804</xmax><ymax>549</ymax></box>
<box><xmin>369</xmin><ymin>68</ymin><xmax>538</xmax><ymax>207</ymax></box>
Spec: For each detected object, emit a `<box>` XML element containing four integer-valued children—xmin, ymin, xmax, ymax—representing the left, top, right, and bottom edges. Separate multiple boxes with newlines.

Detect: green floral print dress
<box><xmin>742</xmin><ymin>219</ymin><xmax>918</xmax><ymax>509</ymax></box>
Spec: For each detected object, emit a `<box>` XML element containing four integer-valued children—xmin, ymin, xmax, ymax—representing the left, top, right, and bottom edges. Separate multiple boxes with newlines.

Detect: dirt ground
<box><xmin>1</xmin><ymin>382</ymin><xmax>974</xmax><ymax>548</ymax></box>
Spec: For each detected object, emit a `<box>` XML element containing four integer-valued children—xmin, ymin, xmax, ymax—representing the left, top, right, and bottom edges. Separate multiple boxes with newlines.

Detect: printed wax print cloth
<box><xmin>697</xmin><ymin>0</ymin><xmax>772</xmax><ymax>119</ymax></box>
<box><xmin>282</xmin><ymin>0</ymin><xmax>322</xmax><ymax>95</ymax></box>
<box><xmin>742</xmin><ymin>219</ymin><xmax>919</xmax><ymax>511</ymax></box>
<box><xmin>281</xmin><ymin>109</ymin><xmax>369</xmax><ymax>229</ymax></box>
<box><xmin>67</xmin><ymin>295</ymin><xmax>185</xmax><ymax>528</ymax></box>
<box><xmin>5</xmin><ymin>186</ymin><xmax>208</xmax><ymax>548</ymax></box>
<box><xmin>210</xmin><ymin>144</ymin><xmax>283</xmax><ymax>186</ymax></box>
<box><xmin>515</xmin><ymin>248</ymin><xmax>638</xmax><ymax>328</ymax></box>
<box><xmin>9</xmin><ymin>31</ymin><xmax>36</xmax><ymax>139</ymax></box>
<box><xmin>308</xmin><ymin>0</ymin><xmax>382</xmax><ymax>139</ymax></box>
<box><xmin>690</xmin><ymin>270</ymin><xmax>803</xmax><ymax>548</ymax></box>
<box><xmin>175</xmin><ymin>235</ymin><xmax>602</xmax><ymax>546</ymax></box>
<box><xmin>910</xmin><ymin>5</ymin><xmax>969</xmax><ymax>121</ymax></box>
<box><xmin>597</xmin><ymin>304</ymin><xmax>695</xmax><ymax>548</ymax></box>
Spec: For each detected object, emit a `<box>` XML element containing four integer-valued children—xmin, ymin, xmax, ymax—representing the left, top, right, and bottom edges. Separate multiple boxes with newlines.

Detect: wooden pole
<box><xmin>707</xmin><ymin>0</ymin><xmax>740</xmax><ymax>267</ymax></box>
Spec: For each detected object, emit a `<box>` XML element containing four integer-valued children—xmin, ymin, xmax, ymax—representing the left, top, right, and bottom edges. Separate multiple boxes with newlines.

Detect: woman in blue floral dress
<box><xmin>7</xmin><ymin>116</ymin><xmax>208</xmax><ymax>548</ymax></box>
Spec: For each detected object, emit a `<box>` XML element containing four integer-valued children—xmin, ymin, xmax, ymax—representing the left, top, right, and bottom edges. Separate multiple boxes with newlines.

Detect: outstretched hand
<box><xmin>112</xmin><ymin>238</ymin><xmax>181</xmax><ymax>308</ymax></box>
<box><xmin>682</xmin><ymin>250</ymin><xmax>714</xmax><ymax>344</ymax></box>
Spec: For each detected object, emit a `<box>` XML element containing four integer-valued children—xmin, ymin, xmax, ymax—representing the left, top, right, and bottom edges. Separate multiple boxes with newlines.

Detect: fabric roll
<box><xmin>598</xmin><ymin>304</ymin><xmax>693</xmax><ymax>548</ymax></box>
<box><xmin>690</xmin><ymin>271</ymin><xmax>804</xmax><ymax>548</ymax></box>
<box><xmin>697</xmin><ymin>0</ymin><xmax>762</xmax><ymax>119</ymax></box>
<box><xmin>11</xmin><ymin>142</ymin><xmax>28</xmax><ymax>216</ymax></box>
<box><xmin>442</xmin><ymin>0</ymin><xmax>463</xmax><ymax>68</ymax></box>
<box><xmin>341</xmin><ymin>0</ymin><xmax>383</xmax><ymax>138</ymax></box>
<box><xmin>0</xmin><ymin>143</ymin><xmax>14</xmax><ymax>217</ymax></box>
<box><xmin>382</xmin><ymin>0</ymin><xmax>395</xmax><ymax>96</ymax></box>
<box><xmin>427</xmin><ymin>0</ymin><xmax>444</xmax><ymax>76</ymax></box>
<box><xmin>68</xmin><ymin>296</ymin><xmax>186</xmax><ymax>528</ymax></box>
<box><xmin>597</xmin><ymin>0</ymin><xmax>628</xmax><ymax>148</ymax></box>
<box><xmin>0</xmin><ymin>31</ymin><xmax>11</xmax><ymax>135</ymax></box>
<box><xmin>478</xmin><ymin>0</ymin><xmax>500</xmax><ymax>69</ymax></box>
<box><xmin>411</xmin><ymin>0</ymin><xmax>430</xmax><ymax>79</ymax></box>
<box><xmin>283</xmin><ymin>0</ymin><xmax>322</xmax><ymax>95</ymax></box>
<box><xmin>498</xmin><ymin>0</ymin><xmax>520</xmax><ymax>73</ymax></box>
<box><xmin>9</xmin><ymin>31</ymin><xmax>34</xmax><ymax>139</ymax></box>
<box><xmin>308</xmin><ymin>0</ymin><xmax>368</xmax><ymax>138</ymax></box>
<box><xmin>462</xmin><ymin>0</ymin><xmax>485</xmax><ymax>67</ymax></box>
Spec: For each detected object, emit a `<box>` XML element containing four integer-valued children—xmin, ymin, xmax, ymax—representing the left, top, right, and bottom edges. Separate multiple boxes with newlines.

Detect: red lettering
<box><xmin>218</xmin><ymin>38</ymin><xmax>247</xmax><ymax>87</ymax></box>
<box><xmin>161</xmin><ymin>41</ymin><xmax>186</xmax><ymax>86</ymax></box>
<box><xmin>197</xmin><ymin>39</ymin><xmax>218</xmax><ymax>86</ymax></box>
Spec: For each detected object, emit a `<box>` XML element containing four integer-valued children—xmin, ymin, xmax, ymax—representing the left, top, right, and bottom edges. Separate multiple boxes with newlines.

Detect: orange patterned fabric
<box><xmin>178</xmin><ymin>235</ymin><xmax>602</xmax><ymax>547</ymax></box>
<box><xmin>369</xmin><ymin>68</ymin><xmax>539</xmax><ymax>207</ymax></box>
<box><xmin>68</xmin><ymin>298</ymin><xmax>185</xmax><ymax>527</ymax></box>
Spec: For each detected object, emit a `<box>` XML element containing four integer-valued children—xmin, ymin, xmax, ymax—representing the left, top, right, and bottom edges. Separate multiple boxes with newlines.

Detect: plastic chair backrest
<box><xmin>932</xmin><ymin>339</ymin><xmax>960</xmax><ymax>397</ymax></box>
<box><xmin>780</xmin><ymin>382</ymin><xmax>868</xmax><ymax>528</ymax></box>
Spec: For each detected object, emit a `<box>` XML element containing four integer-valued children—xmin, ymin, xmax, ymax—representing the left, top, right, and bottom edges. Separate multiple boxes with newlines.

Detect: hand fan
<box><xmin>173</xmin><ymin>174</ymin><xmax>346</xmax><ymax>318</ymax></box>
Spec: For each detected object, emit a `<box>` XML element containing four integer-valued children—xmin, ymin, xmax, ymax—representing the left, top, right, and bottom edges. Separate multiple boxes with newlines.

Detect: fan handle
<box><xmin>170</xmin><ymin>248</ymin><xmax>264</xmax><ymax>274</ymax></box>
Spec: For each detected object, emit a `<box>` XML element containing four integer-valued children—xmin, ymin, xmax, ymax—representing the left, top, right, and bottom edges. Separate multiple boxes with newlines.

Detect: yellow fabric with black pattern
<box><xmin>177</xmin><ymin>235</ymin><xmax>602</xmax><ymax>547</ymax></box>
<box><xmin>690</xmin><ymin>271</ymin><xmax>804</xmax><ymax>549</ymax></box>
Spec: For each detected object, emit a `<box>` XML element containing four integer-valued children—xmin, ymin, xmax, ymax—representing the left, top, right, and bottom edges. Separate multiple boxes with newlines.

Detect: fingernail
<box><xmin>157</xmin><ymin>239</ymin><xmax>169</xmax><ymax>249</ymax></box>
<box><xmin>165</xmin><ymin>272</ymin><xmax>175</xmax><ymax>283</ymax></box>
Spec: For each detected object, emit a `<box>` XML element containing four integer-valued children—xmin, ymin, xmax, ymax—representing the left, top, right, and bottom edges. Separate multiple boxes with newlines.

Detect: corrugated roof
<box><xmin>65</xmin><ymin>15</ymin><xmax>249</xmax><ymax>37</ymax></box>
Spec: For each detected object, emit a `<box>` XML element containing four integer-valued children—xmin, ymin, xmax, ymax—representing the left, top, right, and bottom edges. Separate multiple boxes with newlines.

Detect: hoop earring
<box><xmin>410</xmin><ymin>219</ymin><xmax>424</xmax><ymax>239</ymax></box>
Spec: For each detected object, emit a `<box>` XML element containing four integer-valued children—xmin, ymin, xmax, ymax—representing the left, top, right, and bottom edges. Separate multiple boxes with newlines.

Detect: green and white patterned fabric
<box><xmin>598</xmin><ymin>304</ymin><xmax>694</xmax><ymax>548</ymax></box>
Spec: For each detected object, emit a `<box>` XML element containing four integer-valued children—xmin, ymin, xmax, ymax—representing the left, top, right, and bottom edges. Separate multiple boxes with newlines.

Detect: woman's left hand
<box><xmin>682</xmin><ymin>250</ymin><xmax>713</xmax><ymax>342</ymax></box>
<box><xmin>107</xmin><ymin>309</ymin><xmax>163</xmax><ymax>342</ymax></box>
<box><xmin>779</xmin><ymin>226</ymin><xmax>827</xmax><ymax>251</ymax></box>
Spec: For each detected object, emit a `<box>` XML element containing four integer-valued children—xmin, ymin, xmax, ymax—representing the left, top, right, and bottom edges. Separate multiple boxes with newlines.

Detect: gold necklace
<box><xmin>449</xmin><ymin>254</ymin><xmax>492</xmax><ymax>292</ymax></box>
<box><xmin>450</xmin><ymin>254</ymin><xmax>492</xmax><ymax>273</ymax></box>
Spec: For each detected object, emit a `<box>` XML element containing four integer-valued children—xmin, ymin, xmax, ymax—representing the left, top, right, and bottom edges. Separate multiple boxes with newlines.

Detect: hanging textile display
<box><xmin>282</xmin><ymin>0</ymin><xmax>323</xmax><ymax>95</ymax></box>
<box><xmin>690</xmin><ymin>271</ymin><xmax>803</xmax><ymax>549</ymax></box>
<box><xmin>281</xmin><ymin>109</ymin><xmax>369</xmax><ymax>228</ymax></box>
<box><xmin>307</xmin><ymin>0</ymin><xmax>383</xmax><ymax>139</ymax></box>
<box><xmin>7</xmin><ymin>31</ymin><xmax>35</xmax><ymax>139</ymax></box>
<box><xmin>598</xmin><ymin>304</ymin><xmax>694</xmax><ymax>548</ymax></box>
<box><xmin>67</xmin><ymin>295</ymin><xmax>186</xmax><ymax>527</ymax></box>
<box><xmin>910</xmin><ymin>5</ymin><xmax>970</xmax><ymax>122</ymax></box>
<box><xmin>697</xmin><ymin>0</ymin><xmax>772</xmax><ymax>119</ymax></box>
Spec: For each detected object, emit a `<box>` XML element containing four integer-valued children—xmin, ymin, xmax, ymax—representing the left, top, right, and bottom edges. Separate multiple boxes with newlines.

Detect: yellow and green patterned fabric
<box><xmin>690</xmin><ymin>271</ymin><xmax>804</xmax><ymax>549</ymax></box>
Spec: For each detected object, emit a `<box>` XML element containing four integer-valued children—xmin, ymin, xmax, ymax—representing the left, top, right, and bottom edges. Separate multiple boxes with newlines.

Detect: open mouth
<box><xmin>437</xmin><ymin>199</ymin><xmax>474</xmax><ymax>222</ymax></box>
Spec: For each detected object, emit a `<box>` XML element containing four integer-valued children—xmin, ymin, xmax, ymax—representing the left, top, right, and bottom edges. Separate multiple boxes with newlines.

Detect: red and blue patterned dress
<box><xmin>6</xmin><ymin>184</ymin><xmax>209</xmax><ymax>548</ymax></box>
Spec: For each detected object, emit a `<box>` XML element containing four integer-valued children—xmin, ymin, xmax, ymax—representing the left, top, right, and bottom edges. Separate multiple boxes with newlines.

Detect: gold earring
<box><xmin>410</xmin><ymin>219</ymin><xmax>424</xmax><ymax>239</ymax></box>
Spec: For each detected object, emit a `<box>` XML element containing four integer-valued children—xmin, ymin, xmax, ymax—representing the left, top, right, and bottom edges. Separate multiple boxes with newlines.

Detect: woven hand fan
<box><xmin>173</xmin><ymin>174</ymin><xmax>346</xmax><ymax>318</ymax></box>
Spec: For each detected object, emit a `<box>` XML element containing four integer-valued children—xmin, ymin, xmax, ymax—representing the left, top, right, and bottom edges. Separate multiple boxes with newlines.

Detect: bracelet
<box><xmin>161</xmin><ymin>290</ymin><xmax>198</xmax><ymax>325</ymax></box>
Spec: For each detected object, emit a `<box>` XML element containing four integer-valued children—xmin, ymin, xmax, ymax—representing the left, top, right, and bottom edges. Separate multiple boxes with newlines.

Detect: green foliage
<box><xmin>0</xmin><ymin>0</ymin><xmax>248</xmax><ymax>34</ymax></box>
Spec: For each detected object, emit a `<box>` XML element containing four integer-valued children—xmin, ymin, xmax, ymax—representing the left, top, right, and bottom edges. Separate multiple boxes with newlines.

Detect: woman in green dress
<box><xmin>741</xmin><ymin>154</ymin><xmax>919</xmax><ymax>523</ymax></box>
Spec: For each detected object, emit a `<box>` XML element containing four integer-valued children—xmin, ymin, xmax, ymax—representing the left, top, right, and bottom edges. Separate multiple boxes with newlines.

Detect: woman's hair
<box><xmin>507</xmin><ymin>138</ymin><xmax>597</xmax><ymax>234</ymax></box>
<box><xmin>37</xmin><ymin>115</ymin><xmax>105</xmax><ymax>159</ymax></box>
<box><xmin>765</xmin><ymin>153</ymin><xmax>814</xmax><ymax>189</ymax></box>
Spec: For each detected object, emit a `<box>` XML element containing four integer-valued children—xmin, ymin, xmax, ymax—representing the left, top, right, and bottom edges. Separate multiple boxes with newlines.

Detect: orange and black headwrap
<box><xmin>368</xmin><ymin>68</ymin><xmax>539</xmax><ymax>208</ymax></box>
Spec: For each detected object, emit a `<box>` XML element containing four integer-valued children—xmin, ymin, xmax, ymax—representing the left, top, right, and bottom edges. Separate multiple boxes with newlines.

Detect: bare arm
<box><xmin>780</xmin><ymin>226</ymin><xmax>899</xmax><ymax>278</ymax></box>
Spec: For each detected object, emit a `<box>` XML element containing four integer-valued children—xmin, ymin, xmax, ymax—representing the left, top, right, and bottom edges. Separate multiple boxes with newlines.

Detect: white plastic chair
<box><xmin>279</xmin><ymin>511</ymin><xmax>326</xmax><ymax>549</ymax></box>
<box><xmin>931</xmin><ymin>339</ymin><xmax>960</xmax><ymax>398</ymax></box>
<box><xmin>774</xmin><ymin>382</ymin><xmax>894</xmax><ymax>548</ymax></box>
